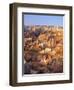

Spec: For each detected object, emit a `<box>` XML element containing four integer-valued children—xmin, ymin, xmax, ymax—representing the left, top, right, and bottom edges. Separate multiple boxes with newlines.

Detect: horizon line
<box><xmin>24</xmin><ymin>25</ymin><xmax>63</xmax><ymax>27</ymax></box>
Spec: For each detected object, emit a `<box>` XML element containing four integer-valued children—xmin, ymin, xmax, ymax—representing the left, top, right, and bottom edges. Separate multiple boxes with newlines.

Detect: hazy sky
<box><xmin>24</xmin><ymin>14</ymin><xmax>63</xmax><ymax>26</ymax></box>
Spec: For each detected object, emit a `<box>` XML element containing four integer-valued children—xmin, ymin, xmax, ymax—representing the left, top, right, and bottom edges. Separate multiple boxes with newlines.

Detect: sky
<box><xmin>24</xmin><ymin>14</ymin><xmax>63</xmax><ymax>26</ymax></box>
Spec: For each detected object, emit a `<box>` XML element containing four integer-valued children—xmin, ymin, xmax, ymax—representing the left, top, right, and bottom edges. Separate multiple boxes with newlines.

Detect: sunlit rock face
<box><xmin>24</xmin><ymin>25</ymin><xmax>63</xmax><ymax>74</ymax></box>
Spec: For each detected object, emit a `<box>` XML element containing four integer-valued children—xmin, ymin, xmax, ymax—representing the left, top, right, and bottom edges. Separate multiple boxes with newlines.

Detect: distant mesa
<box><xmin>24</xmin><ymin>25</ymin><xmax>63</xmax><ymax>32</ymax></box>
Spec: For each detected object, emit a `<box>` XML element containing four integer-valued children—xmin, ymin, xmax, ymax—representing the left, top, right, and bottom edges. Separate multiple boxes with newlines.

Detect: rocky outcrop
<box><xmin>24</xmin><ymin>25</ymin><xmax>63</xmax><ymax>74</ymax></box>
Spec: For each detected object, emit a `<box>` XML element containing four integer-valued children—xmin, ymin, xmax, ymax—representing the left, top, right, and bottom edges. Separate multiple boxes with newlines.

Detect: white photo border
<box><xmin>17</xmin><ymin>7</ymin><xmax>70</xmax><ymax>83</ymax></box>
